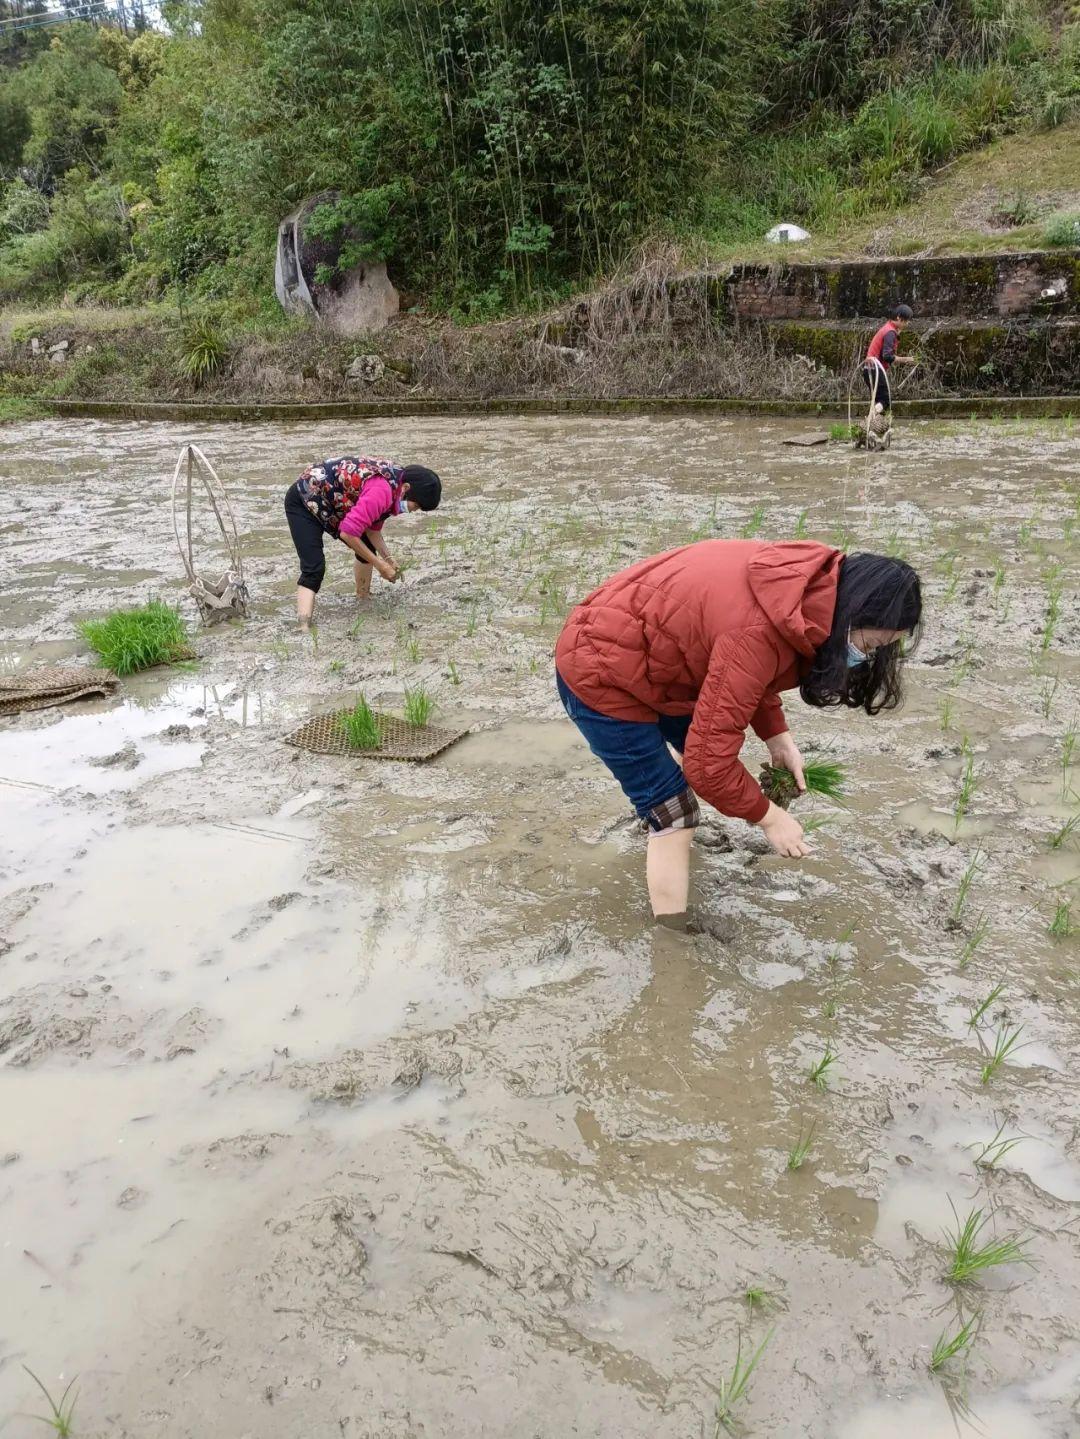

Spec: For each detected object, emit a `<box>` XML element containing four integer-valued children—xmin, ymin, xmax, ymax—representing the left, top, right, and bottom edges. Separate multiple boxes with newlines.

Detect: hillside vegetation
<box><xmin>1</xmin><ymin>0</ymin><xmax>1080</xmax><ymax>327</ymax></box>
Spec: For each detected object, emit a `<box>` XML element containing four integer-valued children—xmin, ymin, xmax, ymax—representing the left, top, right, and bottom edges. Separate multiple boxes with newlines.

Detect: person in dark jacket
<box><xmin>555</xmin><ymin>542</ymin><xmax>922</xmax><ymax>923</ymax></box>
<box><xmin>862</xmin><ymin>303</ymin><xmax>915</xmax><ymax>414</ymax></box>
<box><xmin>283</xmin><ymin>456</ymin><xmax>442</xmax><ymax>624</ymax></box>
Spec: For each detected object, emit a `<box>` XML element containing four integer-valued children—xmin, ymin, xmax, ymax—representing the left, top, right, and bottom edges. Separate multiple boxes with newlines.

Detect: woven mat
<box><xmin>284</xmin><ymin>709</ymin><xmax>470</xmax><ymax>762</ymax></box>
<box><xmin>0</xmin><ymin>665</ymin><xmax>119</xmax><ymax>717</ymax></box>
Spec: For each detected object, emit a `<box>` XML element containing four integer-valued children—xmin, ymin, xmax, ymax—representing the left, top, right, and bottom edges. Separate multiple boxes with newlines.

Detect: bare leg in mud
<box><xmin>354</xmin><ymin>558</ymin><xmax>373</xmax><ymax>600</ymax></box>
<box><xmin>647</xmin><ymin>828</ymin><xmax>693</xmax><ymax>923</ymax></box>
<box><xmin>296</xmin><ymin>585</ymin><xmax>316</xmax><ymax>625</ymax></box>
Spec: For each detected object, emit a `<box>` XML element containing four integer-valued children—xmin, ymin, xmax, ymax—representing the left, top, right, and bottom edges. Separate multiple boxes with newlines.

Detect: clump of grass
<box><xmin>403</xmin><ymin>684</ymin><xmax>435</xmax><ymax>728</ymax></box>
<box><xmin>713</xmin><ymin>1328</ymin><xmax>774</xmax><ymax>1434</ymax></box>
<box><xmin>942</xmin><ymin>1204</ymin><xmax>1031</xmax><ymax>1285</ymax></box>
<box><xmin>928</xmin><ymin>1312</ymin><xmax>980</xmax><ymax>1373</ymax></box>
<box><xmin>828</xmin><ymin>422</ymin><xmax>858</xmax><ymax>442</ymax></box>
<box><xmin>179</xmin><ymin>315</ymin><xmax>227</xmax><ymax>385</ymax></box>
<box><xmin>21</xmin><ymin>1367</ymin><xmax>77</xmax><ymax>1437</ymax></box>
<box><xmin>337</xmin><ymin>695</ymin><xmax>380</xmax><ymax>750</ymax></box>
<box><xmin>1044</xmin><ymin>211</ymin><xmax>1080</xmax><ymax>247</ymax></box>
<box><xmin>79</xmin><ymin>600</ymin><xmax>191</xmax><ymax>676</ymax></box>
<box><xmin>980</xmin><ymin>1021</ymin><xmax>1026</xmax><ymax>1084</ymax></box>
<box><xmin>807</xmin><ymin>1042</ymin><xmax>838</xmax><ymax>1091</ymax></box>
<box><xmin>786</xmin><ymin>1124</ymin><xmax>815</xmax><ymax>1171</ymax></box>
<box><xmin>760</xmin><ymin>758</ymin><xmax>848</xmax><ymax>809</ymax></box>
<box><xmin>1049</xmin><ymin>901</ymin><xmax>1072</xmax><ymax>938</ymax></box>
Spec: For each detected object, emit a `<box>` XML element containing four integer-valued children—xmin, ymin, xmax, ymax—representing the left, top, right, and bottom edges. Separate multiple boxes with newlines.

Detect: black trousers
<box><xmin>284</xmin><ymin>483</ymin><xmax>328</xmax><ymax>592</ymax></box>
<box><xmin>862</xmin><ymin>362</ymin><xmax>892</xmax><ymax>412</ymax></box>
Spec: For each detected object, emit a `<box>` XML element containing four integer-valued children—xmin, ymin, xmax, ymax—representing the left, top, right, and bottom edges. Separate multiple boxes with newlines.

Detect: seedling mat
<box><xmin>284</xmin><ymin>708</ymin><xmax>470</xmax><ymax>762</ymax></box>
<box><xmin>0</xmin><ymin>666</ymin><xmax>119</xmax><ymax>717</ymax></box>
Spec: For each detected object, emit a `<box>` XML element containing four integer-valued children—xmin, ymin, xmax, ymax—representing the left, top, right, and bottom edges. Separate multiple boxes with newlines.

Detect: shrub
<box><xmin>179</xmin><ymin>316</ymin><xmax>227</xmax><ymax>384</ymax></box>
<box><xmin>1044</xmin><ymin>211</ymin><xmax>1080</xmax><ymax>246</ymax></box>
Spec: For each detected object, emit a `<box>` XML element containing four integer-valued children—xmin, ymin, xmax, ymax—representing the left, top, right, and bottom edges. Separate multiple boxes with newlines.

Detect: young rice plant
<box><xmin>21</xmin><ymin>1368</ymin><xmax>77</xmax><ymax>1438</ymax></box>
<box><xmin>942</xmin><ymin>1203</ymin><xmax>1031</xmax><ymax>1285</ymax></box>
<box><xmin>928</xmin><ymin>1312</ymin><xmax>980</xmax><ymax>1373</ymax></box>
<box><xmin>338</xmin><ymin>695</ymin><xmax>381</xmax><ymax>750</ymax></box>
<box><xmin>403</xmin><ymin>684</ymin><xmax>435</xmax><ymax>728</ymax></box>
<box><xmin>713</xmin><ymin>1328</ymin><xmax>774</xmax><ymax>1434</ymax></box>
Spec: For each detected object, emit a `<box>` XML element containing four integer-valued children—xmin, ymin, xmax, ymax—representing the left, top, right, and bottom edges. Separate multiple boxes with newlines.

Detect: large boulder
<box><xmin>275</xmin><ymin>191</ymin><xmax>399</xmax><ymax>335</ymax></box>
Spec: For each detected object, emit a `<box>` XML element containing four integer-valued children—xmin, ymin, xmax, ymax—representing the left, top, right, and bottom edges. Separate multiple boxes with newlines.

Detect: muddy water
<box><xmin>1</xmin><ymin>415</ymin><xmax>1079</xmax><ymax>1437</ymax></box>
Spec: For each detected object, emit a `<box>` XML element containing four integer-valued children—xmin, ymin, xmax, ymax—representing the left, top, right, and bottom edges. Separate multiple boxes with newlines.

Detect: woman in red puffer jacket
<box><xmin>554</xmin><ymin>541</ymin><xmax>922</xmax><ymax>925</ymax></box>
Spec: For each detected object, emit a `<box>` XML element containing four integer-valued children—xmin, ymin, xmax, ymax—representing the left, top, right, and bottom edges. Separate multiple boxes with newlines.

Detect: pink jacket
<box><xmin>339</xmin><ymin>476</ymin><xmax>398</xmax><ymax>539</ymax></box>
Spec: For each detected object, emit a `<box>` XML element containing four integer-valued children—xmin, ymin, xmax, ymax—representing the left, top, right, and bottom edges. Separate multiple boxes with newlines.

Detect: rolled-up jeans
<box><xmin>556</xmin><ymin>670</ymin><xmax>700</xmax><ymax>834</ymax></box>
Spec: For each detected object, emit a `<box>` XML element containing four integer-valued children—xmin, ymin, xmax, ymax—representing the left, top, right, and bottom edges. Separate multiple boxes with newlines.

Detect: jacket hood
<box><xmin>747</xmin><ymin>542</ymin><xmax>842</xmax><ymax>657</ymax></box>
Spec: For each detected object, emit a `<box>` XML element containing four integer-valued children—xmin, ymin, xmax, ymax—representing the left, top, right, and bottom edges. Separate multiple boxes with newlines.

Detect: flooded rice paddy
<box><xmin>1</xmin><ymin>414</ymin><xmax>1079</xmax><ymax>1437</ymax></box>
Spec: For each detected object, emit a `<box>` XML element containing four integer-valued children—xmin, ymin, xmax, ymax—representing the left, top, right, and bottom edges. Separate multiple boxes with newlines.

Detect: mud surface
<box><xmin>1</xmin><ymin>415</ymin><xmax>1079</xmax><ymax>1436</ymax></box>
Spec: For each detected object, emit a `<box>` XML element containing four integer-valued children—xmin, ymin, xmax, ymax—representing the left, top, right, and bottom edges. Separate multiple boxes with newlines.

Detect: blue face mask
<box><xmin>846</xmin><ymin>640</ymin><xmax>868</xmax><ymax>668</ymax></box>
<box><xmin>395</xmin><ymin>494</ymin><xmax>409</xmax><ymax>515</ymax></box>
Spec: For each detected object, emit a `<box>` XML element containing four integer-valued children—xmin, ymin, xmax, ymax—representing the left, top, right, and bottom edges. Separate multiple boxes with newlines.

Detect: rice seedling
<box><xmin>801</xmin><ymin>814</ymin><xmax>834</xmax><ymax>835</ymax></box>
<box><xmin>786</xmin><ymin>1125</ymin><xmax>815</xmax><ymax>1171</ymax></box>
<box><xmin>403</xmin><ymin>684</ymin><xmax>435</xmax><ymax>728</ymax></box>
<box><xmin>991</xmin><ymin>557</ymin><xmax>1006</xmax><ymax>596</ymax></box>
<box><xmin>328</xmin><ymin>659</ymin><xmax>344</xmax><ymax>675</ymax></box>
<box><xmin>953</xmin><ymin>738</ymin><xmax>979</xmax><ymax>831</ymax></box>
<box><xmin>743</xmin><ymin>1285</ymin><xmax>778</xmax><ymax>1314</ymax></box>
<box><xmin>980</xmin><ymin>1022</ymin><xmax>1026</xmax><ymax>1084</ymax></box>
<box><xmin>884</xmin><ymin>530</ymin><xmax>910</xmax><ymax>560</ymax></box>
<box><xmin>821</xmin><ymin>996</ymin><xmax>838</xmax><ymax>1018</ymax></box>
<box><xmin>446</xmin><ymin>656</ymin><xmax>461</xmax><ymax>686</ymax></box>
<box><xmin>956</xmin><ymin>913</ymin><xmax>990</xmax><ymax>969</ymax></box>
<box><xmin>1049</xmin><ymin>900</ymin><xmax>1072</xmax><ymax>938</ymax></box>
<box><xmin>760</xmin><ymin>758</ymin><xmax>848</xmax><ymax>809</ymax></box>
<box><xmin>966</xmin><ymin>979</ymin><xmax>1005</xmax><ymax>1029</ymax></box>
<box><xmin>337</xmin><ymin>695</ymin><xmax>380</xmax><ymax>750</ymax></box>
<box><xmin>828</xmin><ymin>522</ymin><xmax>855</xmax><ymax>551</ymax></box>
<box><xmin>465</xmin><ymin>604</ymin><xmax>480</xmax><ymax>637</ymax></box>
<box><xmin>1041</xmin><ymin>563</ymin><xmax>1064</xmax><ymax>651</ymax></box>
<box><xmin>942</xmin><ymin>1203</ymin><xmax>1031</xmax><ymax>1284</ymax></box>
<box><xmin>348</xmin><ymin>613</ymin><xmax>364</xmax><ymax>638</ymax></box>
<box><xmin>405</xmin><ymin>636</ymin><xmax>422</xmax><ymax>663</ymax></box>
<box><xmin>21</xmin><ymin>1367</ymin><xmax>77</xmax><ymax>1437</ymax></box>
<box><xmin>826</xmin><ymin>923</ymin><xmax>856</xmax><ymax>970</ymax></box>
<box><xmin>939</xmin><ymin>694</ymin><xmax>954</xmax><ymax>732</ymax></box>
<box><xmin>79</xmin><ymin>600</ymin><xmax>191</xmax><ymax>677</ymax></box>
<box><xmin>739</xmin><ymin>505</ymin><xmax>766</xmax><ymax>539</ymax></box>
<box><xmin>828</xmin><ymin>421</ymin><xmax>855</xmax><ymax>442</ymax></box>
<box><xmin>712</xmin><ymin>1328</ymin><xmax>774</xmax><ymax>1434</ymax></box>
<box><xmin>951</xmin><ymin>849</ymin><xmax>985</xmax><ymax>925</ymax></box>
<box><xmin>1062</xmin><ymin>721</ymin><xmax>1077</xmax><ymax>798</ymax></box>
<box><xmin>793</xmin><ymin>509</ymin><xmax>809</xmax><ymax>538</ymax></box>
<box><xmin>1048</xmin><ymin>814</ymin><xmax>1080</xmax><ymax>850</ymax></box>
<box><xmin>807</xmin><ymin>1042</ymin><xmax>838</xmax><ymax>1091</ymax></box>
<box><xmin>969</xmin><ymin>1120</ymin><xmax>1025</xmax><ymax>1172</ymax></box>
<box><xmin>1039</xmin><ymin>673</ymin><xmax>1059</xmax><ymax>720</ymax></box>
<box><xmin>928</xmin><ymin>1312</ymin><xmax>981</xmax><ymax>1373</ymax></box>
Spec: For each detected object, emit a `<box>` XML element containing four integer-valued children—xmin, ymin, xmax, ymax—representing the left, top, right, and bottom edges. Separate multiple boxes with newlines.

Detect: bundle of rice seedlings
<box><xmin>78</xmin><ymin>601</ymin><xmax>192</xmax><ymax>676</ymax></box>
<box><xmin>337</xmin><ymin>695</ymin><xmax>381</xmax><ymax>750</ymax></box>
<box><xmin>759</xmin><ymin>758</ymin><xmax>848</xmax><ymax>809</ymax></box>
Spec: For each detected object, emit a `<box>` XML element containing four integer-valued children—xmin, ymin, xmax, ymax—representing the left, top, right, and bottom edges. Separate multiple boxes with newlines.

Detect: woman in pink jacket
<box><xmin>284</xmin><ymin>456</ymin><xmax>442</xmax><ymax>624</ymax></box>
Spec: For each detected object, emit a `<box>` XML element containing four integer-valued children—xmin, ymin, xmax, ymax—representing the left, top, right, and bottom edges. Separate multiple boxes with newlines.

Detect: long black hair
<box><xmin>801</xmin><ymin>552</ymin><xmax>922</xmax><ymax>714</ymax></box>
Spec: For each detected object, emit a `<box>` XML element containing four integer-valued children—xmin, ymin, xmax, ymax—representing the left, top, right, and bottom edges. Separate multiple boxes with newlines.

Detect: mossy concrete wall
<box><xmin>769</xmin><ymin>318</ymin><xmax>1080</xmax><ymax>390</ymax></box>
<box><xmin>725</xmin><ymin>251</ymin><xmax>1080</xmax><ymax>321</ymax></box>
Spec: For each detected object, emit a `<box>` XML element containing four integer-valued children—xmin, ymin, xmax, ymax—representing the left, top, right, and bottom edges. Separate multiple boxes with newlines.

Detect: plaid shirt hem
<box><xmin>643</xmin><ymin>787</ymin><xmax>701</xmax><ymax>834</ymax></box>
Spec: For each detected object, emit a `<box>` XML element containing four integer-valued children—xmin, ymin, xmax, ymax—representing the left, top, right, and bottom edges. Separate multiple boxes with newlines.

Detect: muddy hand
<box><xmin>758</xmin><ymin>802</ymin><xmax>810</xmax><ymax>858</ymax></box>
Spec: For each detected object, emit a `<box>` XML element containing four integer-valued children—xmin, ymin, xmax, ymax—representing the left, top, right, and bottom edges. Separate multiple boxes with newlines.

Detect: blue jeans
<box><xmin>557</xmin><ymin>671</ymin><xmax>692</xmax><ymax>830</ymax></box>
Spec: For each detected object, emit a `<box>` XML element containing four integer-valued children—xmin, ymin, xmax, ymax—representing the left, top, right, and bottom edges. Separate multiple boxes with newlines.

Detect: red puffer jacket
<box><xmin>555</xmin><ymin>540</ymin><xmax>842</xmax><ymax>823</ymax></box>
